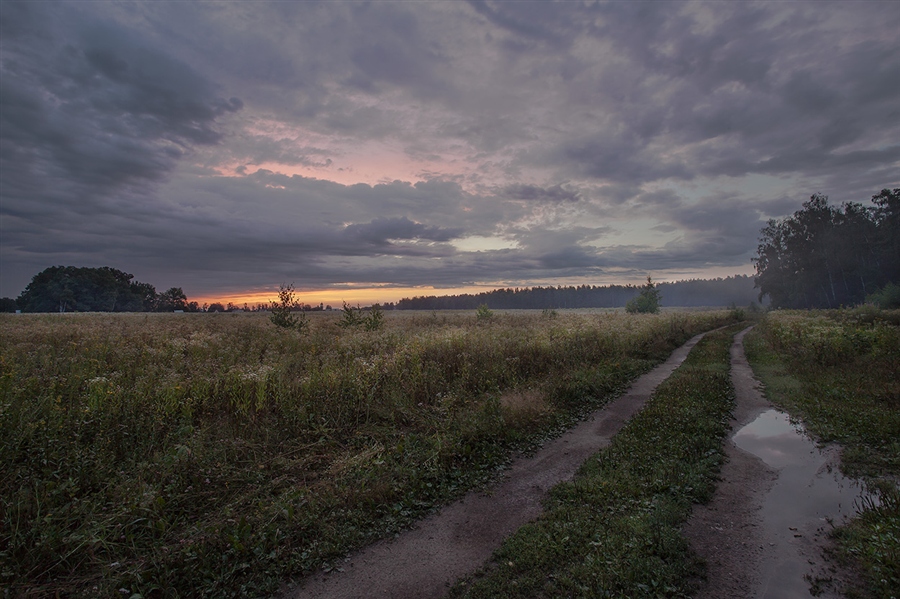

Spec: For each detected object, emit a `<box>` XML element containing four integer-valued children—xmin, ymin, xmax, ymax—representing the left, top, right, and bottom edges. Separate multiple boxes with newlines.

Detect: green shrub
<box><xmin>866</xmin><ymin>282</ymin><xmax>900</xmax><ymax>309</ymax></box>
<box><xmin>475</xmin><ymin>304</ymin><xmax>494</xmax><ymax>322</ymax></box>
<box><xmin>338</xmin><ymin>302</ymin><xmax>384</xmax><ymax>331</ymax></box>
<box><xmin>626</xmin><ymin>276</ymin><xmax>661</xmax><ymax>314</ymax></box>
<box><xmin>364</xmin><ymin>303</ymin><xmax>385</xmax><ymax>331</ymax></box>
<box><xmin>339</xmin><ymin>302</ymin><xmax>364</xmax><ymax>328</ymax></box>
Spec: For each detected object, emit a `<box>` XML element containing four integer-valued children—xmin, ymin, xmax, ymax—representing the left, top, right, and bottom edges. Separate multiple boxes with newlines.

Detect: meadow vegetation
<box><xmin>0</xmin><ymin>309</ymin><xmax>735</xmax><ymax>598</ymax></box>
<box><xmin>450</xmin><ymin>324</ymin><xmax>742</xmax><ymax>598</ymax></box>
<box><xmin>745</xmin><ymin>309</ymin><xmax>900</xmax><ymax>597</ymax></box>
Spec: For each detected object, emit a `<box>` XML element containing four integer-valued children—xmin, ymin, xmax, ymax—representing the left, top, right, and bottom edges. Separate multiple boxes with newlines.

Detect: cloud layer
<box><xmin>2</xmin><ymin>1</ymin><xmax>898</xmax><ymax>300</ymax></box>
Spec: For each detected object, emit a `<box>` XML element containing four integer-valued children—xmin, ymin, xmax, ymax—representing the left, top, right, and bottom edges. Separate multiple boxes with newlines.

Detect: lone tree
<box><xmin>626</xmin><ymin>276</ymin><xmax>661</xmax><ymax>314</ymax></box>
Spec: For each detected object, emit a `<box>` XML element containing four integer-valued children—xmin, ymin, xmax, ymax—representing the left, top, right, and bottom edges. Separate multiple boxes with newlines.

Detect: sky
<box><xmin>2</xmin><ymin>1</ymin><xmax>899</xmax><ymax>306</ymax></box>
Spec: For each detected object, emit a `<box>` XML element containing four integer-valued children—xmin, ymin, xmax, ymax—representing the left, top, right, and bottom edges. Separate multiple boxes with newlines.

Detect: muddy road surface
<box><xmin>685</xmin><ymin>327</ymin><xmax>868</xmax><ymax>599</ymax></box>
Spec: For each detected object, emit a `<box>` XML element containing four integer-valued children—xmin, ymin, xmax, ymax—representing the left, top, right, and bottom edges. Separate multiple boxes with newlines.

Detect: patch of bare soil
<box><xmin>683</xmin><ymin>326</ymin><xmax>776</xmax><ymax>597</ymax></box>
<box><xmin>684</xmin><ymin>327</ymin><xmax>861</xmax><ymax>599</ymax></box>
<box><xmin>283</xmin><ymin>332</ymin><xmax>708</xmax><ymax>599</ymax></box>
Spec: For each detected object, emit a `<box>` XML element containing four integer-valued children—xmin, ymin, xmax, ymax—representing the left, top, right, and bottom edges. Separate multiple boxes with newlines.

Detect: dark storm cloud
<box><xmin>537</xmin><ymin>246</ymin><xmax>601</xmax><ymax>270</ymax></box>
<box><xmin>465</xmin><ymin>0</ymin><xmax>567</xmax><ymax>46</ymax></box>
<box><xmin>0</xmin><ymin>2</ymin><xmax>240</xmax><ymax>205</ymax></box>
<box><xmin>531</xmin><ymin>1</ymin><xmax>900</xmax><ymax>191</ymax></box>
<box><xmin>560</xmin><ymin>137</ymin><xmax>693</xmax><ymax>184</ymax></box>
<box><xmin>2</xmin><ymin>0</ymin><xmax>899</xmax><ymax>300</ymax></box>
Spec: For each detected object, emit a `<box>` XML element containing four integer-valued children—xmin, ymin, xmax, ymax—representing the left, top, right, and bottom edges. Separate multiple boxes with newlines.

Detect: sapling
<box><xmin>269</xmin><ymin>283</ymin><xmax>309</xmax><ymax>333</ymax></box>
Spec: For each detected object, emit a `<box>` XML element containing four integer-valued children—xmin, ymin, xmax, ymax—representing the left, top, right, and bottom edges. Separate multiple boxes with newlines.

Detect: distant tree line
<box><xmin>754</xmin><ymin>188</ymin><xmax>899</xmax><ymax>309</ymax></box>
<box><xmin>6</xmin><ymin>266</ymin><xmax>198</xmax><ymax>313</ymax></box>
<box><xmin>395</xmin><ymin>275</ymin><xmax>761</xmax><ymax>310</ymax></box>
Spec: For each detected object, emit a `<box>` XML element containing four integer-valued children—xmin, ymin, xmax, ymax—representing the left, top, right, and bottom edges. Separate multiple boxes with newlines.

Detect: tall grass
<box><xmin>1</xmin><ymin>310</ymin><xmax>733</xmax><ymax>597</ymax></box>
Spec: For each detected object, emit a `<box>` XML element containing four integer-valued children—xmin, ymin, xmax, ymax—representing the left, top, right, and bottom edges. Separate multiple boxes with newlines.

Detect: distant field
<box><xmin>1</xmin><ymin>309</ymin><xmax>735</xmax><ymax>598</ymax></box>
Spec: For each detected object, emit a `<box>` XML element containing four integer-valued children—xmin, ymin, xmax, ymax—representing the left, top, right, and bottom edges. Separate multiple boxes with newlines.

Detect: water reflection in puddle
<box><xmin>733</xmin><ymin>409</ymin><xmax>873</xmax><ymax>598</ymax></box>
<box><xmin>734</xmin><ymin>409</ymin><xmax>814</xmax><ymax>469</ymax></box>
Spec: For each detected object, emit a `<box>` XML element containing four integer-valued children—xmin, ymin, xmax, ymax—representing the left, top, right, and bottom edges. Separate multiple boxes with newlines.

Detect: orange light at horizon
<box><xmin>190</xmin><ymin>285</ymin><xmax>500</xmax><ymax>308</ymax></box>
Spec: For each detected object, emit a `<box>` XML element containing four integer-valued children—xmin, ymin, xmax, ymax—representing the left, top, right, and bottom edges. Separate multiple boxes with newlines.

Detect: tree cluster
<box><xmin>754</xmin><ymin>189</ymin><xmax>899</xmax><ymax>309</ymax></box>
<box><xmin>10</xmin><ymin>266</ymin><xmax>198</xmax><ymax>313</ymax></box>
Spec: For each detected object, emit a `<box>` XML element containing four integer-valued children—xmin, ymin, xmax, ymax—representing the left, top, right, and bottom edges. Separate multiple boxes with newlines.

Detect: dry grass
<box><xmin>500</xmin><ymin>389</ymin><xmax>551</xmax><ymax>429</ymax></box>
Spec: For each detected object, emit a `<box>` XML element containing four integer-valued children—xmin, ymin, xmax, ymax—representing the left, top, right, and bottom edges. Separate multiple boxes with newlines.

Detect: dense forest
<box><xmin>754</xmin><ymin>188</ymin><xmax>899</xmax><ymax>309</ymax></box>
<box><xmin>395</xmin><ymin>275</ymin><xmax>761</xmax><ymax>310</ymax></box>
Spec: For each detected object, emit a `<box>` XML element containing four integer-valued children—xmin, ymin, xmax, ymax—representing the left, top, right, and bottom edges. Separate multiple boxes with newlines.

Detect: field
<box><xmin>1</xmin><ymin>309</ymin><xmax>734</xmax><ymax>598</ymax></box>
<box><xmin>4</xmin><ymin>308</ymin><xmax>897</xmax><ymax>598</ymax></box>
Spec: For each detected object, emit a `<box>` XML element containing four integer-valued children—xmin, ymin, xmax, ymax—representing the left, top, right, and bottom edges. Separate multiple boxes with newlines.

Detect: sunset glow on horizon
<box><xmin>191</xmin><ymin>285</ymin><xmax>502</xmax><ymax>310</ymax></box>
<box><xmin>190</xmin><ymin>263</ymin><xmax>758</xmax><ymax>309</ymax></box>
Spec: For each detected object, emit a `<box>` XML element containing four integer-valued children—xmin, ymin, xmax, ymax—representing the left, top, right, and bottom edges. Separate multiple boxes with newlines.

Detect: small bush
<box><xmin>729</xmin><ymin>303</ymin><xmax>746</xmax><ymax>322</ymax></box>
<box><xmin>626</xmin><ymin>276</ymin><xmax>661</xmax><ymax>314</ymax></box>
<box><xmin>867</xmin><ymin>282</ymin><xmax>900</xmax><ymax>309</ymax></box>
<box><xmin>339</xmin><ymin>302</ymin><xmax>364</xmax><ymax>328</ymax></box>
<box><xmin>364</xmin><ymin>304</ymin><xmax>385</xmax><ymax>331</ymax></box>
<box><xmin>339</xmin><ymin>302</ymin><xmax>384</xmax><ymax>331</ymax></box>
<box><xmin>475</xmin><ymin>304</ymin><xmax>494</xmax><ymax>322</ymax></box>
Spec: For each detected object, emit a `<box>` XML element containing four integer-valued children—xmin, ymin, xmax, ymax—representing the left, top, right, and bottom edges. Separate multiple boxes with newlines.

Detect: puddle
<box><xmin>733</xmin><ymin>409</ymin><xmax>874</xmax><ymax>598</ymax></box>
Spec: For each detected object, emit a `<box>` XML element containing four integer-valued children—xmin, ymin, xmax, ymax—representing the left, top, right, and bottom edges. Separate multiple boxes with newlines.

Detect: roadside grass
<box><xmin>450</xmin><ymin>325</ymin><xmax>743</xmax><ymax>598</ymax></box>
<box><xmin>0</xmin><ymin>310</ymin><xmax>736</xmax><ymax>598</ymax></box>
<box><xmin>744</xmin><ymin>309</ymin><xmax>900</xmax><ymax>598</ymax></box>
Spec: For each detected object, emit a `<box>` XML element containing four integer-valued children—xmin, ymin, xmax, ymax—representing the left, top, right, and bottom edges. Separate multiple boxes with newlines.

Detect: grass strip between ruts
<box><xmin>450</xmin><ymin>325</ymin><xmax>741</xmax><ymax>599</ymax></box>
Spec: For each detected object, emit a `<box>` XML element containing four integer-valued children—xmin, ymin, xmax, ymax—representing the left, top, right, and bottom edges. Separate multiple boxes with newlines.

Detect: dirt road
<box><xmin>286</xmin><ymin>327</ymin><xmax>862</xmax><ymax>599</ymax></box>
<box><xmin>285</xmin><ymin>332</ymin><xmax>708</xmax><ymax>599</ymax></box>
<box><xmin>685</xmin><ymin>326</ymin><xmax>863</xmax><ymax>599</ymax></box>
